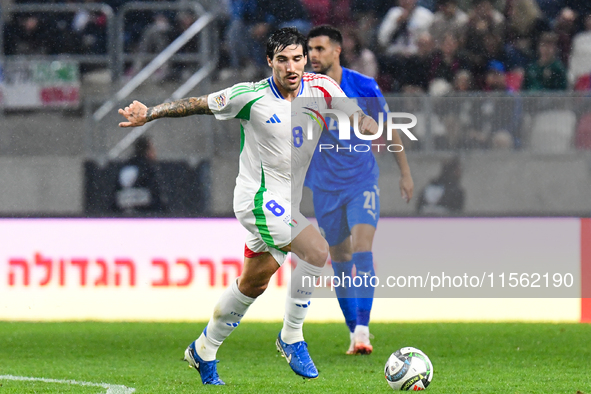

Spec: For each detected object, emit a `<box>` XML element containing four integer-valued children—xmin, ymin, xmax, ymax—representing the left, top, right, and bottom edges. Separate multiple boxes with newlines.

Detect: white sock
<box><xmin>281</xmin><ymin>260</ymin><xmax>324</xmax><ymax>344</ymax></box>
<box><xmin>354</xmin><ymin>324</ymin><xmax>369</xmax><ymax>337</ymax></box>
<box><xmin>194</xmin><ymin>279</ymin><xmax>255</xmax><ymax>361</ymax></box>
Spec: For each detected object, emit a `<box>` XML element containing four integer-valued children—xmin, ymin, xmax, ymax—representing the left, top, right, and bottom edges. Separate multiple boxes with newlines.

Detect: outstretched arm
<box><xmin>118</xmin><ymin>95</ymin><xmax>212</xmax><ymax>128</ymax></box>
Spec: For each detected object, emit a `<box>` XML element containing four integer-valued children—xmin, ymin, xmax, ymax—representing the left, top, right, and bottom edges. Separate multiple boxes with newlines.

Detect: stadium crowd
<box><xmin>4</xmin><ymin>0</ymin><xmax>591</xmax><ymax>150</ymax></box>
<box><xmin>4</xmin><ymin>0</ymin><xmax>591</xmax><ymax>92</ymax></box>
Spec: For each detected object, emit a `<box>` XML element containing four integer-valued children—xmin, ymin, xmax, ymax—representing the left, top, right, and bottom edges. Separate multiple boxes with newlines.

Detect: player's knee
<box><xmin>238</xmin><ymin>277</ymin><xmax>269</xmax><ymax>298</ymax></box>
<box><xmin>308</xmin><ymin>238</ymin><xmax>329</xmax><ymax>267</ymax></box>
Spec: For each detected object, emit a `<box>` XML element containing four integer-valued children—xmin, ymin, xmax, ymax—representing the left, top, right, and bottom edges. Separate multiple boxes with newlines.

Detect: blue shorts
<box><xmin>312</xmin><ymin>181</ymin><xmax>380</xmax><ymax>247</ymax></box>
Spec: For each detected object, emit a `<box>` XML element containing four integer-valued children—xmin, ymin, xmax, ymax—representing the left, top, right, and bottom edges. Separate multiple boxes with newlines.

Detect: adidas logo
<box><xmin>265</xmin><ymin>114</ymin><xmax>281</xmax><ymax>123</ymax></box>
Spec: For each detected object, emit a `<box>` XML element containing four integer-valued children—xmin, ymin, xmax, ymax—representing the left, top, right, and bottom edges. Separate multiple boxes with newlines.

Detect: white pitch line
<box><xmin>0</xmin><ymin>375</ymin><xmax>136</xmax><ymax>394</ymax></box>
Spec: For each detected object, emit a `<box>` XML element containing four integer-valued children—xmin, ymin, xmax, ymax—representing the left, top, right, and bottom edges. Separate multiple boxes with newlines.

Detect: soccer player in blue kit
<box><xmin>306</xmin><ymin>25</ymin><xmax>414</xmax><ymax>354</ymax></box>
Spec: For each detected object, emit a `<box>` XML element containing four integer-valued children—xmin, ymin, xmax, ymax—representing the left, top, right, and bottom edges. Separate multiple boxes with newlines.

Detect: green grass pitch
<box><xmin>0</xmin><ymin>321</ymin><xmax>590</xmax><ymax>393</ymax></box>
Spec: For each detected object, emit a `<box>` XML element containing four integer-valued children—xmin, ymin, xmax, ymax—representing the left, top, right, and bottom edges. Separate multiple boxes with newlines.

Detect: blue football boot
<box><xmin>276</xmin><ymin>333</ymin><xmax>319</xmax><ymax>379</ymax></box>
<box><xmin>184</xmin><ymin>341</ymin><xmax>225</xmax><ymax>385</ymax></box>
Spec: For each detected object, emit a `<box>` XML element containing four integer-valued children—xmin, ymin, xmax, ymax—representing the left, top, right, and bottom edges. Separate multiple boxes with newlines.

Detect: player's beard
<box><xmin>316</xmin><ymin>61</ymin><xmax>330</xmax><ymax>75</ymax></box>
<box><xmin>312</xmin><ymin>60</ymin><xmax>331</xmax><ymax>76</ymax></box>
<box><xmin>280</xmin><ymin>72</ymin><xmax>302</xmax><ymax>92</ymax></box>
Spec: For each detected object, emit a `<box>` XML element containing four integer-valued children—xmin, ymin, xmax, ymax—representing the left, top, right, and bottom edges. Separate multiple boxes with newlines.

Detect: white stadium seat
<box><xmin>530</xmin><ymin>110</ymin><xmax>577</xmax><ymax>153</ymax></box>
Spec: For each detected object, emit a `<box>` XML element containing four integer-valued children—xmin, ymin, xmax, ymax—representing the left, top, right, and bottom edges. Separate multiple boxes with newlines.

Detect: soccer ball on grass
<box><xmin>384</xmin><ymin>347</ymin><xmax>433</xmax><ymax>391</ymax></box>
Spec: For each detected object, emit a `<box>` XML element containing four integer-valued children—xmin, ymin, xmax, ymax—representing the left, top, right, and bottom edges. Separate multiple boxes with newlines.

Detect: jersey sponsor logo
<box><xmin>265</xmin><ymin>114</ymin><xmax>281</xmax><ymax>124</ymax></box>
<box><xmin>213</xmin><ymin>93</ymin><xmax>227</xmax><ymax>110</ymax></box>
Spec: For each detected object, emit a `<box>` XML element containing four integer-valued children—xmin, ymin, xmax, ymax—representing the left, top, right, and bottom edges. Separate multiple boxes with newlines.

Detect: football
<box><xmin>384</xmin><ymin>347</ymin><xmax>433</xmax><ymax>391</ymax></box>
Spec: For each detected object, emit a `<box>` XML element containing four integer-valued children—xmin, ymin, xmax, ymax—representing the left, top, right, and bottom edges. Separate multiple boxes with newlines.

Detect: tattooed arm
<box><xmin>118</xmin><ymin>95</ymin><xmax>212</xmax><ymax>128</ymax></box>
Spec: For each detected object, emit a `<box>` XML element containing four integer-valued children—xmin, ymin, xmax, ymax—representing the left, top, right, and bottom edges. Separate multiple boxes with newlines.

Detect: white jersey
<box><xmin>207</xmin><ymin>73</ymin><xmax>361</xmax><ymax>212</ymax></box>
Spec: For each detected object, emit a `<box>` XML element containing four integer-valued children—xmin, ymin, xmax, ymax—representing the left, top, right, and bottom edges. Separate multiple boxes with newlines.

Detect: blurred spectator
<box><xmin>416</xmin><ymin>156</ymin><xmax>465</xmax><ymax>215</ymax></box>
<box><xmin>568</xmin><ymin>14</ymin><xmax>591</xmax><ymax>88</ymax></box>
<box><xmin>252</xmin><ymin>0</ymin><xmax>311</xmax><ymax>37</ymax></box>
<box><xmin>399</xmin><ymin>32</ymin><xmax>435</xmax><ymax>92</ymax></box>
<box><xmin>504</xmin><ymin>0</ymin><xmax>549</xmax><ymax>67</ymax></box>
<box><xmin>122</xmin><ymin>0</ymin><xmax>175</xmax><ymax>53</ymax></box>
<box><xmin>522</xmin><ymin>31</ymin><xmax>567</xmax><ymax>91</ymax></box>
<box><xmin>553</xmin><ymin>7</ymin><xmax>577</xmax><ymax>66</ymax></box>
<box><xmin>222</xmin><ymin>0</ymin><xmax>260</xmax><ymax>77</ymax></box>
<box><xmin>377</xmin><ymin>0</ymin><xmax>434</xmax><ymax>57</ymax></box>
<box><xmin>504</xmin><ymin>35</ymin><xmax>535</xmax><ymax>73</ymax></box>
<box><xmin>72</xmin><ymin>1</ymin><xmax>108</xmax><ymax>55</ymax></box>
<box><xmin>3</xmin><ymin>12</ymin><xmax>49</xmax><ymax>55</ymax></box>
<box><xmin>430</xmin><ymin>32</ymin><xmax>470</xmax><ymax>84</ymax></box>
<box><xmin>340</xmin><ymin>28</ymin><xmax>378</xmax><ymax>79</ymax></box>
<box><xmin>564</xmin><ymin>0</ymin><xmax>591</xmax><ymax>29</ymax></box>
<box><xmin>483</xmin><ymin>60</ymin><xmax>509</xmax><ymax>91</ymax></box>
<box><xmin>457</xmin><ymin>0</ymin><xmax>506</xmax><ymax>13</ymax></box>
<box><xmin>429</xmin><ymin>0</ymin><xmax>468</xmax><ymax>48</ymax></box>
<box><xmin>470</xmin><ymin>32</ymin><xmax>509</xmax><ymax>89</ymax></box>
<box><xmin>452</xmin><ymin>69</ymin><xmax>474</xmax><ymax>91</ymax></box>
<box><xmin>536</xmin><ymin>0</ymin><xmax>566</xmax><ymax>22</ymax></box>
<box><xmin>112</xmin><ymin>136</ymin><xmax>166</xmax><ymax>214</ymax></box>
<box><xmin>223</xmin><ymin>0</ymin><xmax>310</xmax><ymax>78</ymax></box>
<box><xmin>350</xmin><ymin>0</ymin><xmax>390</xmax><ymax>51</ymax></box>
<box><xmin>464</xmin><ymin>0</ymin><xmax>505</xmax><ymax>84</ymax></box>
<box><xmin>130</xmin><ymin>13</ymin><xmax>174</xmax><ymax>79</ymax></box>
<box><xmin>301</xmin><ymin>0</ymin><xmax>351</xmax><ymax>27</ymax></box>
<box><xmin>505</xmin><ymin>0</ymin><xmax>545</xmax><ymax>42</ymax></box>
<box><xmin>418</xmin><ymin>0</ymin><xmax>437</xmax><ymax>12</ymax></box>
<box><xmin>170</xmin><ymin>11</ymin><xmax>200</xmax><ymax>80</ymax></box>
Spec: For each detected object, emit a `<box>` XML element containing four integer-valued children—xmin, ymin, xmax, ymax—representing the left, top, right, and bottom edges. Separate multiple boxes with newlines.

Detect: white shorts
<box><xmin>235</xmin><ymin>190</ymin><xmax>310</xmax><ymax>266</ymax></box>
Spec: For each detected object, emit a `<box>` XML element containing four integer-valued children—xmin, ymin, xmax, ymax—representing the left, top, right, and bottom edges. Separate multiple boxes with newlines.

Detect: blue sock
<box><xmin>332</xmin><ymin>260</ymin><xmax>357</xmax><ymax>333</ymax></box>
<box><xmin>353</xmin><ymin>251</ymin><xmax>374</xmax><ymax>327</ymax></box>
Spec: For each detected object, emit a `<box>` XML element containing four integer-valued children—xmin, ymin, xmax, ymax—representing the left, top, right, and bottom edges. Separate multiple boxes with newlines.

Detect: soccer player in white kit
<box><xmin>118</xmin><ymin>28</ymin><xmax>378</xmax><ymax>385</ymax></box>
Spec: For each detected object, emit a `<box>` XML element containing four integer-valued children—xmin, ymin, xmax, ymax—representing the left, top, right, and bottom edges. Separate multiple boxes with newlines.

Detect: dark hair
<box><xmin>436</xmin><ymin>0</ymin><xmax>457</xmax><ymax>7</ymax></box>
<box><xmin>266</xmin><ymin>27</ymin><xmax>307</xmax><ymax>60</ymax></box>
<box><xmin>539</xmin><ymin>31</ymin><xmax>558</xmax><ymax>46</ymax></box>
<box><xmin>133</xmin><ymin>136</ymin><xmax>152</xmax><ymax>158</ymax></box>
<box><xmin>307</xmin><ymin>25</ymin><xmax>343</xmax><ymax>46</ymax></box>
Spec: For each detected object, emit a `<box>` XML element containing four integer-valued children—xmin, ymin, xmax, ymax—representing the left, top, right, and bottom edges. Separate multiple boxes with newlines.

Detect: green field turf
<box><xmin>0</xmin><ymin>321</ymin><xmax>590</xmax><ymax>393</ymax></box>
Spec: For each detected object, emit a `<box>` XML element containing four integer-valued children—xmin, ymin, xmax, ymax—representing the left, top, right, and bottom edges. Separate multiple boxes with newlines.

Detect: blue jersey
<box><xmin>305</xmin><ymin>68</ymin><xmax>388</xmax><ymax>192</ymax></box>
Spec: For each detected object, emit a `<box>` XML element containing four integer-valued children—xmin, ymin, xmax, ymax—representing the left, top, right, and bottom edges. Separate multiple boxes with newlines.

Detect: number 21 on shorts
<box><xmin>363</xmin><ymin>191</ymin><xmax>376</xmax><ymax>210</ymax></box>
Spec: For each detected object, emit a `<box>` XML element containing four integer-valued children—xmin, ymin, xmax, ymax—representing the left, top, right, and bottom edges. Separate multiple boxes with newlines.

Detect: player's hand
<box><xmin>399</xmin><ymin>173</ymin><xmax>414</xmax><ymax>203</ymax></box>
<box><xmin>118</xmin><ymin>100</ymin><xmax>149</xmax><ymax>128</ymax></box>
<box><xmin>358</xmin><ymin>113</ymin><xmax>379</xmax><ymax>136</ymax></box>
